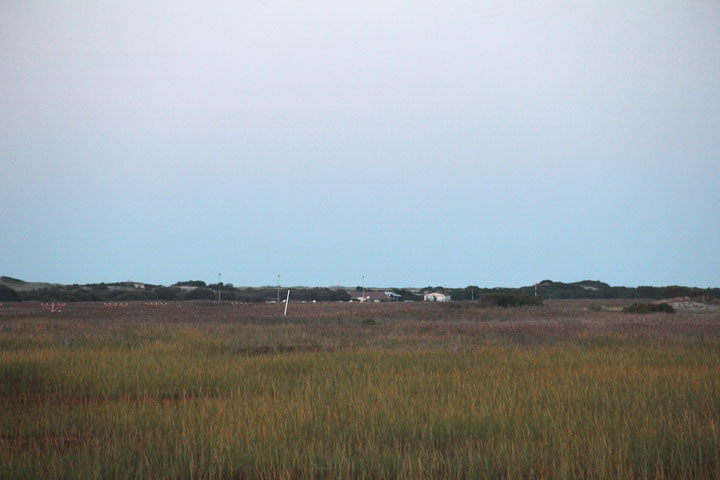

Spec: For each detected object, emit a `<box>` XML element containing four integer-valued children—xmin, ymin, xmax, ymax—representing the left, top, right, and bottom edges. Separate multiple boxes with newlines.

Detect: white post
<box><xmin>284</xmin><ymin>289</ymin><xmax>290</xmax><ymax>316</ymax></box>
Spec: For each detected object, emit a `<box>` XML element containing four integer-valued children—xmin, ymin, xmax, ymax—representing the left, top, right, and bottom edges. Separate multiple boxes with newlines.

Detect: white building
<box><xmin>347</xmin><ymin>291</ymin><xmax>391</xmax><ymax>302</ymax></box>
<box><xmin>424</xmin><ymin>292</ymin><xmax>451</xmax><ymax>302</ymax></box>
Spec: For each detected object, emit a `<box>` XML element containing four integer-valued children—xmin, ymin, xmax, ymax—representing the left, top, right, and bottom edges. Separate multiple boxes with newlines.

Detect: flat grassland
<box><xmin>1</xmin><ymin>300</ymin><xmax>719</xmax><ymax>479</ymax></box>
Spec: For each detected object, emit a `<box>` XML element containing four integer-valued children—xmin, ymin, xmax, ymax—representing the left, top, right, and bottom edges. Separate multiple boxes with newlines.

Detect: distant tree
<box><xmin>235</xmin><ymin>289</ymin><xmax>273</xmax><ymax>303</ymax></box>
<box><xmin>291</xmin><ymin>288</ymin><xmax>351</xmax><ymax>302</ymax></box>
<box><xmin>480</xmin><ymin>293</ymin><xmax>543</xmax><ymax>308</ymax></box>
<box><xmin>637</xmin><ymin>286</ymin><xmax>662</xmax><ymax>299</ymax></box>
<box><xmin>606</xmin><ymin>287</ymin><xmax>634</xmax><ymax>299</ymax></box>
<box><xmin>0</xmin><ymin>276</ymin><xmax>24</xmax><ymax>284</ymax></box>
<box><xmin>20</xmin><ymin>287</ymin><xmax>66</xmax><ymax>302</ymax></box>
<box><xmin>66</xmin><ymin>290</ymin><xmax>99</xmax><ymax>302</ymax></box>
<box><xmin>389</xmin><ymin>288</ymin><xmax>421</xmax><ymax>302</ymax></box>
<box><xmin>661</xmin><ymin>286</ymin><xmax>693</xmax><ymax>299</ymax></box>
<box><xmin>173</xmin><ymin>280</ymin><xmax>207</xmax><ymax>287</ymax></box>
<box><xmin>152</xmin><ymin>287</ymin><xmax>181</xmax><ymax>301</ymax></box>
<box><xmin>448</xmin><ymin>286</ymin><xmax>483</xmax><ymax>301</ymax></box>
<box><xmin>0</xmin><ymin>285</ymin><xmax>21</xmax><ymax>302</ymax></box>
<box><xmin>220</xmin><ymin>290</ymin><xmax>237</xmax><ymax>301</ymax></box>
<box><xmin>183</xmin><ymin>288</ymin><xmax>216</xmax><ymax>300</ymax></box>
<box><xmin>115</xmin><ymin>291</ymin><xmax>151</xmax><ymax>301</ymax></box>
<box><xmin>623</xmin><ymin>302</ymin><xmax>675</xmax><ymax>314</ymax></box>
<box><xmin>20</xmin><ymin>287</ymin><xmax>99</xmax><ymax>302</ymax></box>
<box><xmin>207</xmin><ymin>283</ymin><xmax>234</xmax><ymax>291</ymax></box>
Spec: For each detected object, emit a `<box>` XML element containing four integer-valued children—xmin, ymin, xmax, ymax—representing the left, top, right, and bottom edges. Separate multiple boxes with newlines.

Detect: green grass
<box><xmin>1</xmin><ymin>301</ymin><xmax>719</xmax><ymax>479</ymax></box>
<box><xmin>2</xmin><ymin>335</ymin><xmax>719</xmax><ymax>478</ymax></box>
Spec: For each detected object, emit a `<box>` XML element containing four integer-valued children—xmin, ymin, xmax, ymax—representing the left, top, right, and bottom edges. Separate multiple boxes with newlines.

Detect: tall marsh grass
<box><xmin>1</xmin><ymin>302</ymin><xmax>719</xmax><ymax>478</ymax></box>
<box><xmin>2</xmin><ymin>341</ymin><xmax>719</xmax><ymax>478</ymax></box>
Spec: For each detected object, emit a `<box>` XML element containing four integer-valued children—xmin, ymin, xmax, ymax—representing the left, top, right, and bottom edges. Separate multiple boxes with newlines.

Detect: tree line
<box><xmin>1</xmin><ymin>279</ymin><xmax>718</xmax><ymax>303</ymax></box>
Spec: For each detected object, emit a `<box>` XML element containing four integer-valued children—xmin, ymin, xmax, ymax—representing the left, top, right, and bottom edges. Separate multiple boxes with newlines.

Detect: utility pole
<box><xmin>218</xmin><ymin>273</ymin><xmax>221</xmax><ymax>301</ymax></box>
<box><xmin>277</xmin><ymin>274</ymin><xmax>280</xmax><ymax>303</ymax></box>
<box><xmin>362</xmin><ymin>275</ymin><xmax>365</xmax><ymax>302</ymax></box>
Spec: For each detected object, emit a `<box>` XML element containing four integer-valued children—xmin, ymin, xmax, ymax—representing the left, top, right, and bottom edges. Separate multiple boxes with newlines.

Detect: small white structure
<box><xmin>424</xmin><ymin>292</ymin><xmax>451</xmax><ymax>302</ymax></box>
<box><xmin>176</xmin><ymin>286</ymin><xmax>198</xmax><ymax>292</ymax></box>
<box><xmin>347</xmin><ymin>291</ymin><xmax>391</xmax><ymax>302</ymax></box>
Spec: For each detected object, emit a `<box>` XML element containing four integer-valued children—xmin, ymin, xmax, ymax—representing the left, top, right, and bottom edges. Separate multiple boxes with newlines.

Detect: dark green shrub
<box><xmin>388</xmin><ymin>289</ymin><xmax>421</xmax><ymax>301</ymax></box>
<box><xmin>661</xmin><ymin>286</ymin><xmax>693</xmax><ymax>299</ymax></box>
<box><xmin>152</xmin><ymin>287</ymin><xmax>181</xmax><ymax>301</ymax></box>
<box><xmin>622</xmin><ymin>302</ymin><xmax>675</xmax><ymax>314</ymax></box>
<box><xmin>65</xmin><ymin>290</ymin><xmax>99</xmax><ymax>302</ymax></box>
<box><xmin>183</xmin><ymin>288</ymin><xmax>217</xmax><ymax>300</ymax></box>
<box><xmin>114</xmin><ymin>291</ymin><xmax>151</xmax><ymax>301</ymax></box>
<box><xmin>0</xmin><ymin>285</ymin><xmax>21</xmax><ymax>302</ymax></box>
<box><xmin>173</xmin><ymin>280</ymin><xmax>207</xmax><ymax>287</ymax></box>
<box><xmin>481</xmin><ymin>293</ymin><xmax>543</xmax><ymax>308</ymax></box>
<box><xmin>361</xmin><ymin>318</ymin><xmax>376</xmax><ymax>326</ymax></box>
<box><xmin>290</xmin><ymin>288</ymin><xmax>351</xmax><ymax>302</ymax></box>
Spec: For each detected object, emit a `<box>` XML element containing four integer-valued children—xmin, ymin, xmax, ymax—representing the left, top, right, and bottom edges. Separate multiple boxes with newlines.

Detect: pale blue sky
<box><xmin>2</xmin><ymin>1</ymin><xmax>719</xmax><ymax>288</ymax></box>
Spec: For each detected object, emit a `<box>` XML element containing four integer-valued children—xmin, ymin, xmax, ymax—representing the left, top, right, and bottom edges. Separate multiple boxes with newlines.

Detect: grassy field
<box><xmin>1</xmin><ymin>300</ymin><xmax>719</xmax><ymax>479</ymax></box>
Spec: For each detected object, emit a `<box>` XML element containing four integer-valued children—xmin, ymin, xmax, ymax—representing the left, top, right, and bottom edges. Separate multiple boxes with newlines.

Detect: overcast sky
<box><xmin>1</xmin><ymin>1</ymin><xmax>719</xmax><ymax>288</ymax></box>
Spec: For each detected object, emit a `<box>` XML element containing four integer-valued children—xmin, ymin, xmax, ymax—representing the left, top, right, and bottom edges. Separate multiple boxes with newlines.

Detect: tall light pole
<box><xmin>277</xmin><ymin>274</ymin><xmax>280</xmax><ymax>303</ymax></box>
<box><xmin>362</xmin><ymin>275</ymin><xmax>365</xmax><ymax>302</ymax></box>
<box><xmin>218</xmin><ymin>273</ymin><xmax>221</xmax><ymax>301</ymax></box>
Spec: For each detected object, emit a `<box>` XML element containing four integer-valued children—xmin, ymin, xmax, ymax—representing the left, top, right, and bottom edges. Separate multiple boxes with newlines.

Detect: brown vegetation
<box><xmin>2</xmin><ymin>300</ymin><xmax>719</xmax><ymax>478</ymax></box>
